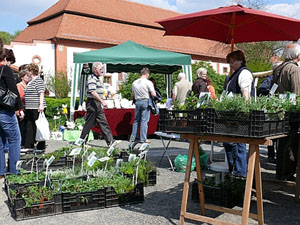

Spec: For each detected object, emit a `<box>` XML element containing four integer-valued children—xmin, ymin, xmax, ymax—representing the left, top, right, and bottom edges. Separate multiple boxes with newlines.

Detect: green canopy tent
<box><xmin>70</xmin><ymin>40</ymin><xmax>191</xmax><ymax>119</ymax></box>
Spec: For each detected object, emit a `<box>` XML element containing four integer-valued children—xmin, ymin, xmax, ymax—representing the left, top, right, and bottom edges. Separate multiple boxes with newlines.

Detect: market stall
<box><xmin>70</xmin><ymin>40</ymin><xmax>191</xmax><ymax>121</ymax></box>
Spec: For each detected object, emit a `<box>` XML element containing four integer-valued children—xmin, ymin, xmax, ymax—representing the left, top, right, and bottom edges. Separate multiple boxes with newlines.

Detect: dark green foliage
<box><xmin>6</xmin><ymin>172</ymin><xmax>45</xmax><ymax>184</ymax></box>
<box><xmin>45</xmin><ymin>97</ymin><xmax>71</xmax><ymax>119</ymax></box>
<box><xmin>118</xmin><ymin>72</ymin><xmax>167</xmax><ymax>99</ymax></box>
<box><xmin>0</xmin><ymin>31</ymin><xmax>17</xmax><ymax>44</ymax></box>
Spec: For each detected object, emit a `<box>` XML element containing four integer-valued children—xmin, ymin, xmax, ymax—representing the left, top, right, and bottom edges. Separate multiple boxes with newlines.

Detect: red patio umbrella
<box><xmin>157</xmin><ymin>4</ymin><xmax>300</xmax><ymax>51</ymax></box>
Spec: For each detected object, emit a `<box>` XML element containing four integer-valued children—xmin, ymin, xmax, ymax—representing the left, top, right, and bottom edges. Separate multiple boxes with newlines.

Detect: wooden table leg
<box><xmin>296</xmin><ymin>134</ymin><xmax>300</xmax><ymax>202</ymax></box>
<box><xmin>241</xmin><ymin>144</ymin><xmax>256</xmax><ymax>225</ymax></box>
<box><xmin>254</xmin><ymin>145</ymin><xmax>264</xmax><ymax>225</ymax></box>
<box><xmin>193</xmin><ymin>138</ymin><xmax>206</xmax><ymax>216</ymax></box>
<box><xmin>180</xmin><ymin>138</ymin><xmax>195</xmax><ymax>225</ymax></box>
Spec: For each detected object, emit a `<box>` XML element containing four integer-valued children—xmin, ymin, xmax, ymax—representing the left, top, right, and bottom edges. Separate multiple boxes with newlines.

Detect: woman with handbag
<box><xmin>0</xmin><ymin>48</ymin><xmax>23</xmax><ymax>177</ymax></box>
<box><xmin>24</xmin><ymin>63</ymin><xmax>47</xmax><ymax>151</ymax></box>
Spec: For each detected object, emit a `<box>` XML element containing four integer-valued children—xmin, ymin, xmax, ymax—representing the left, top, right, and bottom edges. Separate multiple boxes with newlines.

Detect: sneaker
<box><xmin>144</xmin><ymin>140</ymin><xmax>151</xmax><ymax>143</ymax></box>
<box><xmin>74</xmin><ymin>138</ymin><xmax>84</xmax><ymax>146</ymax></box>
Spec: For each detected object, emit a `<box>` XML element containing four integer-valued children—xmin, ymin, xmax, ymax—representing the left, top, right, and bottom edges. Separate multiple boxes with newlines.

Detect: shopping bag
<box><xmin>35</xmin><ymin>112</ymin><xmax>50</xmax><ymax>141</ymax></box>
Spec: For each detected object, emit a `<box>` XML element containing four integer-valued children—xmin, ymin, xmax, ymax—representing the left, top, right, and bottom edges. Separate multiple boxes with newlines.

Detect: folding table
<box><xmin>179</xmin><ymin>133</ymin><xmax>288</xmax><ymax>225</ymax></box>
<box><xmin>154</xmin><ymin>131</ymin><xmax>180</xmax><ymax>171</ymax></box>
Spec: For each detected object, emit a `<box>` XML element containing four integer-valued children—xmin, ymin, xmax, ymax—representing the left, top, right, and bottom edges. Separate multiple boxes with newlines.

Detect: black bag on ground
<box><xmin>0</xmin><ymin>66</ymin><xmax>18</xmax><ymax>109</ymax></box>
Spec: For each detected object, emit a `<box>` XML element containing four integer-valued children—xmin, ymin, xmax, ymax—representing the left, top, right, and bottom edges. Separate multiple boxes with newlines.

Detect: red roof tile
<box><xmin>15</xmin><ymin>0</ymin><xmax>228</xmax><ymax>61</ymax></box>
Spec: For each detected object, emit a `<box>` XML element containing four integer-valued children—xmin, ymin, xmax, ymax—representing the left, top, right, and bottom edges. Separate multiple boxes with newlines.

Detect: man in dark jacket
<box><xmin>272</xmin><ymin>44</ymin><xmax>300</xmax><ymax>181</ymax></box>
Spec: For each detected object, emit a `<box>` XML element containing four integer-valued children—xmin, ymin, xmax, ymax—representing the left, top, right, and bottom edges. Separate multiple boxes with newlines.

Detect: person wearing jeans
<box><xmin>129</xmin><ymin>68</ymin><xmax>156</xmax><ymax>146</ymax></box>
<box><xmin>130</xmin><ymin>99</ymin><xmax>150</xmax><ymax>143</ymax></box>
<box><xmin>0</xmin><ymin>47</ymin><xmax>23</xmax><ymax>176</ymax></box>
<box><xmin>223</xmin><ymin>50</ymin><xmax>254</xmax><ymax>177</ymax></box>
<box><xmin>223</xmin><ymin>142</ymin><xmax>247</xmax><ymax>177</ymax></box>
<box><xmin>0</xmin><ymin>110</ymin><xmax>21</xmax><ymax>175</ymax></box>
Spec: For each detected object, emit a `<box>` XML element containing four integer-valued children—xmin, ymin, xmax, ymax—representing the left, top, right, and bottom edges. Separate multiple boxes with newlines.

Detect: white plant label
<box><xmin>87</xmin><ymin>151</ymin><xmax>96</xmax><ymax>161</ymax></box>
<box><xmin>227</xmin><ymin>92</ymin><xmax>233</xmax><ymax>98</ymax></box>
<box><xmin>197</xmin><ymin>92</ymin><xmax>210</xmax><ymax>108</ymax></box>
<box><xmin>111</xmin><ymin>140</ymin><xmax>122</xmax><ymax>147</ymax></box>
<box><xmin>88</xmin><ymin>155</ymin><xmax>97</xmax><ymax>167</ymax></box>
<box><xmin>116</xmin><ymin>159</ymin><xmax>123</xmax><ymax>168</ymax></box>
<box><xmin>269</xmin><ymin>83</ymin><xmax>278</xmax><ymax>95</ymax></box>
<box><xmin>107</xmin><ymin>146</ymin><xmax>114</xmax><ymax>156</ymax></box>
<box><xmin>128</xmin><ymin>153</ymin><xmax>136</xmax><ymax>161</ymax></box>
<box><xmin>220</xmin><ymin>90</ymin><xmax>227</xmax><ymax>102</ymax></box>
<box><xmin>47</xmin><ymin>155</ymin><xmax>55</xmax><ymax>166</ymax></box>
<box><xmin>69</xmin><ymin>148</ymin><xmax>81</xmax><ymax>156</ymax></box>
<box><xmin>253</xmin><ymin>77</ymin><xmax>258</xmax><ymax>88</ymax></box>
<box><xmin>139</xmin><ymin>143</ymin><xmax>149</xmax><ymax>151</ymax></box>
<box><xmin>139</xmin><ymin>150</ymin><xmax>148</xmax><ymax>157</ymax></box>
<box><xmin>99</xmin><ymin>156</ymin><xmax>110</xmax><ymax>162</ymax></box>
<box><xmin>16</xmin><ymin>160</ymin><xmax>23</xmax><ymax>170</ymax></box>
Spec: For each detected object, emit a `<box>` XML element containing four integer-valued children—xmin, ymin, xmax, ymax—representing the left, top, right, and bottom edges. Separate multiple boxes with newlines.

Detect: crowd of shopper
<box><xmin>0</xmin><ymin>38</ymin><xmax>47</xmax><ymax>176</ymax></box>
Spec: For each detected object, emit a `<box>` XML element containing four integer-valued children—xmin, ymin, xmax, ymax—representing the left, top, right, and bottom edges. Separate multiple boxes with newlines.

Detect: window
<box><xmin>103</xmin><ymin>75</ymin><xmax>112</xmax><ymax>85</ymax></box>
<box><xmin>223</xmin><ymin>67</ymin><xmax>228</xmax><ymax>74</ymax></box>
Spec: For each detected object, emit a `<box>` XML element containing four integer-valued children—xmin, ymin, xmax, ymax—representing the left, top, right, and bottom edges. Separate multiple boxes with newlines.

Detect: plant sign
<box><xmin>16</xmin><ymin>160</ymin><xmax>23</xmax><ymax>170</ymax></box>
<box><xmin>139</xmin><ymin>150</ymin><xmax>149</xmax><ymax>158</ymax></box>
<box><xmin>197</xmin><ymin>92</ymin><xmax>210</xmax><ymax>108</ymax></box>
<box><xmin>88</xmin><ymin>155</ymin><xmax>98</xmax><ymax>167</ymax></box>
<box><xmin>116</xmin><ymin>159</ymin><xmax>123</xmax><ymax>168</ymax></box>
<box><xmin>139</xmin><ymin>143</ymin><xmax>149</xmax><ymax>151</ymax></box>
<box><xmin>87</xmin><ymin>151</ymin><xmax>96</xmax><ymax>161</ymax></box>
<box><xmin>69</xmin><ymin>148</ymin><xmax>81</xmax><ymax>156</ymax></box>
<box><xmin>46</xmin><ymin>155</ymin><xmax>55</xmax><ymax>167</ymax></box>
<box><xmin>98</xmin><ymin>156</ymin><xmax>110</xmax><ymax>162</ymax></box>
<box><xmin>269</xmin><ymin>83</ymin><xmax>278</xmax><ymax>96</ymax></box>
<box><xmin>107</xmin><ymin>146</ymin><xmax>114</xmax><ymax>156</ymax></box>
<box><xmin>128</xmin><ymin>153</ymin><xmax>136</xmax><ymax>162</ymax></box>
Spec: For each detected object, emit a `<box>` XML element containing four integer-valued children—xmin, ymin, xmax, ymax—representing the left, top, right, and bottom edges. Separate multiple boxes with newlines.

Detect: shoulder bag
<box><xmin>0</xmin><ymin>66</ymin><xmax>18</xmax><ymax>109</ymax></box>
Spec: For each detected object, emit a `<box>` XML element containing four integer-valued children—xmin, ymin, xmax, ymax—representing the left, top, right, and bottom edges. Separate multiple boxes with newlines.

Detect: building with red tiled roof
<box><xmin>10</xmin><ymin>0</ymin><xmax>229</xmax><ymax>76</ymax></box>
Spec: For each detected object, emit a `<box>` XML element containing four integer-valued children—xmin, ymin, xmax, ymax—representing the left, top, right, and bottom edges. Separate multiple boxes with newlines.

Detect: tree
<box><xmin>118</xmin><ymin>72</ymin><xmax>167</xmax><ymax>100</ymax></box>
<box><xmin>0</xmin><ymin>30</ymin><xmax>22</xmax><ymax>44</ymax></box>
<box><xmin>0</xmin><ymin>31</ymin><xmax>14</xmax><ymax>44</ymax></box>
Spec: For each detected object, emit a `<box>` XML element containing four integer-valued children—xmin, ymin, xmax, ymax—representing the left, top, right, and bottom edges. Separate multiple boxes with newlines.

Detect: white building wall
<box><xmin>7</xmin><ymin>40</ymin><xmax>55</xmax><ymax>77</ymax></box>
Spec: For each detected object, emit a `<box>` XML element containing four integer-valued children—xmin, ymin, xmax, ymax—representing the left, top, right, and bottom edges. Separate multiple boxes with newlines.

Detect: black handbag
<box><xmin>0</xmin><ymin>66</ymin><xmax>18</xmax><ymax>109</ymax></box>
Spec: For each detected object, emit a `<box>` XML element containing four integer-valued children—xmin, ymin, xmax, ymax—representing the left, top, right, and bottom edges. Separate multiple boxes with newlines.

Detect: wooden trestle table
<box><xmin>179</xmin><ymin>133</ymin><xmax>296</xmax><ymax>225</ymax></box>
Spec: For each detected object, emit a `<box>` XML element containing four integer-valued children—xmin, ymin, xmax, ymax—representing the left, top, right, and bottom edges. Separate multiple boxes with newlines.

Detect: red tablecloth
<box><xmin>74</xmin><ymin>109</ymin><xmax>159</xmax><ymax>137</ymax></box>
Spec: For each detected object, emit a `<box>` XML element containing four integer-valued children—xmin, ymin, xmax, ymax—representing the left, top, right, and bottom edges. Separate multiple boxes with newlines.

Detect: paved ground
<box><xmin>0</xmin><ymin>137</ymin><xmax>299</xmax><ymax>224</ymax></box>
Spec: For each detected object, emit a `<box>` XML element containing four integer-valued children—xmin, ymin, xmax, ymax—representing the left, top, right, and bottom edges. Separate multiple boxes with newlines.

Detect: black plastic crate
<box><xmin>285</xmin><ymin>112</ymin><xmax>300</xmax><ymax>134</ymax></box>
<box><xmin>62</xmin><ymin>188</ymin><xmax>105</xmax><ymax>212</ymax></box>
<box><xmin>145</xmin><ymin>170</ymin><xmax>157</xmax><ymax>187</ymax></box>
<box><xmin>5</xmin><ymin>179</ymin><xmax>42</xmax><ymax>196</ymax></box>
<box><xmin>10</xmin><ymin>194</ymin><xmax>62</xmax><ymax>221</ymax></box>
<box><xmin>191</xmin><ymin>180</ymin><xmax>244</xmax><ymax>208</ymax></box>
<box><xmin>207</xmin><ymin>109</ymin><xmax>287</xmax><ymax>137</ymax></box>
<box><xmin>159</xmin><ymin>109</ymin><xmax>202</xmax><ymax>134</ymax></box>
<box><xmin>105</xmin><ymin>186</ymin><xmax>119</xmax><ymax>208</ymax></box>
<box><xmin>105</xmin><ymin>183</ymin><xmax>144</xmax><ymax>208</ymax></box>
<box><xmin>118</xmin><ymin>183</ymin><xmax>144</xmax><ymax>205</ymax></box>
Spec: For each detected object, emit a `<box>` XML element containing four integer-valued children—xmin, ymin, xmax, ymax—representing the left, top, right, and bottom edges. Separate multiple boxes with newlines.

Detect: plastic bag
<box><xmin>174</xmin><ymin>154</ymin><xmax>195</xmax><ymax>173</ymax></box>
<box><xmin>35</xmin><ymin>112</ymin><xmax>50</xmax><ymax>141</ymax></box>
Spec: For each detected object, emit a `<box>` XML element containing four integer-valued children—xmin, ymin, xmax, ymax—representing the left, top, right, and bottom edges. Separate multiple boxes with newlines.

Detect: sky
<box><xmin>1</xmin><ymin>0</ymin><xmax>300</xmax><ymax>34</ymax></box>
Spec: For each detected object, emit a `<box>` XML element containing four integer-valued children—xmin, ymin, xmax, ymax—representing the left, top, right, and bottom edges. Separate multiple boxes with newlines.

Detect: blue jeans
<box><xmin>130</xmin><ymin>99</ymin><xmax>150</xmax><ymax>143</ymax></box>
<box><xmin>223</xmin><ymin>142</ymin><xmax>247</xmax><ymax>177</ymax></box>
<box><xmin>0</xmin><ymin>109</ymin><xmax>21</xmax><ymax>175</ymax></box>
